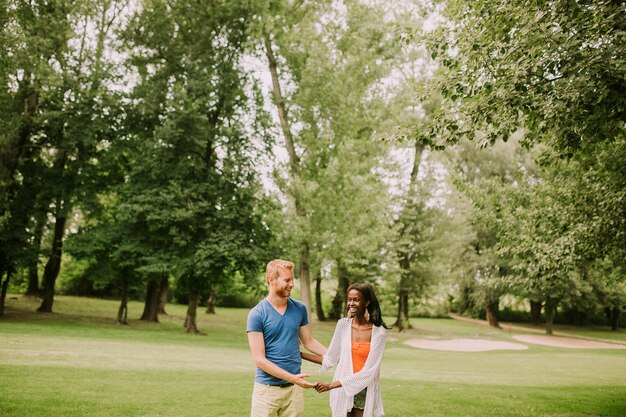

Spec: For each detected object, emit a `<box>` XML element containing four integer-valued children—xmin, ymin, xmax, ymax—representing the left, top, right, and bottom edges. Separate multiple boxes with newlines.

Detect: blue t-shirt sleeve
<box><xmin>247</xmin><ymin>307</ymin><xmax>263</xmax><ymax>333</ymax></box>
<box><xmin>298</xmin><ymin>301</ymin><xmax>309</xmax><ymax>327</ymax></box>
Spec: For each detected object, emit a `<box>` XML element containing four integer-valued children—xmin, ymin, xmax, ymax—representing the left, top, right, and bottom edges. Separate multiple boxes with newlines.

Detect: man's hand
<box><xmin>291</xmin><ymin>373</ymin><xmax>315</xmax><ymax>388</ymax></box>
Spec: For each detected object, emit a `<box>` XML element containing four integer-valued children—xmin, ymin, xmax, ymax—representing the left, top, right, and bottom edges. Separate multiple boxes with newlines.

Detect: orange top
<box><xmin>351</xmin><ymin>342</ymin><xmax>371</xmax><ymax>373</ymax></box>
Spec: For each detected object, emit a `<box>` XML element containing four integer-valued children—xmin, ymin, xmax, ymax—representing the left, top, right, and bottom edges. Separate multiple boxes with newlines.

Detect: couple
<box><xmin>247</xmin><ymin>259</ymin><xmax>388</xmax><ymax>417</ymax></box>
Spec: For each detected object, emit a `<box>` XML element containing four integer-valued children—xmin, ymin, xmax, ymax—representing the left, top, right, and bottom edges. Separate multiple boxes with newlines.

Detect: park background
<box><xmin>1</xmin><ymin>0</ymin><xmax>625</xmax><ymax>416</ymax></box>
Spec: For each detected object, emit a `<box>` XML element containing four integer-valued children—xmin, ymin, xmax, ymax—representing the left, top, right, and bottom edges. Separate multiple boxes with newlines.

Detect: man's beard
<box><xmin>278</xmin><ymin>286</ymin><xmax>292</xmax><ymax>297</ymax></box>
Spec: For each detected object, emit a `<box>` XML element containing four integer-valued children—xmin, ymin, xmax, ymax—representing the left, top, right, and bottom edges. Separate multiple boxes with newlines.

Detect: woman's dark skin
<box><xmin>302</xmin><ymin>288</ymin><xmax>372</xmax><ymax>417</ymax></box>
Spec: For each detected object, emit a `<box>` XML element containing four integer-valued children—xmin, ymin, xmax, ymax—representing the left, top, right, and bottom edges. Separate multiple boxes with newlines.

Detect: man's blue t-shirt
<box><xmin>247</xmin><ymin>297</ymin><xmax>309</xmax><ymax>385</ymax></box>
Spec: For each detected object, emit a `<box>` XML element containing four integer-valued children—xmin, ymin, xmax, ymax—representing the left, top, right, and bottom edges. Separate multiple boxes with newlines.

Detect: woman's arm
<box><xmin>320</xmin><ymin>319</ymin><xmax>346</xmax><ymax>372</ymax></box>
<box><xmin>301</xmin><ymin>351</ymin><xmax>323</xmax><ymax>364</ymax></box>
<box><xmin>299</xmin><ymin>324</ymin><xmax>327</xmax><ymax>356</ymax></box>
<box><xmin>315</xmin><ymin>380</ymin><xmax>342</xmax><ymax>393</ymax></box>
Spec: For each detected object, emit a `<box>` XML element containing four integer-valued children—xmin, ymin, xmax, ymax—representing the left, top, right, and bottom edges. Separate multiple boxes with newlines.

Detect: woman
<box><xmin>303</xmin><ymin>283</ymin><xmax>388</xmax><ymax>417</ymax></box>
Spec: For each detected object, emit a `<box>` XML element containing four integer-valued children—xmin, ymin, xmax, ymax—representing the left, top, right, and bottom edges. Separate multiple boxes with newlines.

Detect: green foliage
<box><xmin>393</xmin><ymin>174</ymin><xmax>444</xmax><ymax>297</ymax></box>
<box><xmin>415</xmin><ymin>0</ymin><xmax>626</xmax><ymax>154</ymax></box>
<box><xmin>456</xmin><ymin>138</ymin><xmax>626</xmax><ymax>325</ymax></box>
<box><xmin>114</xmin><ymin>0</ymin><xmax>275</xmax><ymax>302</ymax></box>
<box><xmin>444</xmin><ymin>138</ymin><xmax>530</xmax><ymax>316</ymax></box>
<box><xmin>2</xmin><ymin>0</ymin><xmax>622</xmax><ymax>329</ymax></box>
<box><xmin>0</xmin><ymin>1</ymin><xmax>128</xmax><ymax>315</ymax></box>
<box><xmin>261</xmin><ymin>0</ymin><xmax>403</xmax><ymax>293</ymax></box>
<box><xmin>408</xmin><ymin>0</ymin><xmax>626</xmax><ymax>327</ymax></box>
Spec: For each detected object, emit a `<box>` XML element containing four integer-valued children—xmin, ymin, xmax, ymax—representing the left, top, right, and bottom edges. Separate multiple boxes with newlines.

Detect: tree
<box><xmin>413</xmin><ymin>0</ymin><xmax>626</xmax><ymax>154</ymax></box>
<box><xmin>259</xmin><ymin>0</ymin><xmax>409</xmax><ymax>319</ymax></box>
<box><xmin>391</xmin><ymin>142</ymin><xmax>426</xmax><ymax>330</ymax></box>
<box><xmin>259</xmin><ymin>0</ymin><xmax>321</xmax><ymax>315</ymax></box>
<box><xmin>490</xmin><ymin>145</ymin><xmax>626</xmax><ymax>334</ymax></box>
<box><xmin>121</xmin><ymin>0</ymin><xmax>274</xmax><ymax>332</ymax></box>
<box><xmin>0</xmin><ymin>0</ymin><xmax>60</xmax><ymax>314</ymax></box>
<box><xmin>36</xmin><ymin>1</ymin><xmax>124</xmax><ymax>313</ymax></box>
<box><xmin>309</xmin><ymin>139</ymin><xmax>395</xmax><ymax>321</ymax></box>
<box><xmin>445</xmin><ymin>137</ymin><xmax>535</xmax><ymax>327</ymax></box>
<box><xmin>0</xmin><ymin>1</ymin><xmax>125</xmax><ymax>314</ymax></box>
<box><xmin>404</xmin><ymin>1</ymin><xmax>625</xmax><ymax>331</ymax></box>
<box><xmin>64</xmin><ymin>190</ymin><xmax>144</xmax><ymax>325</ymax></box>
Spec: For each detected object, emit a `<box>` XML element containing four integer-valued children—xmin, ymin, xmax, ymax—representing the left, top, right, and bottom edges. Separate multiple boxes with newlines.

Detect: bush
<box><xmin>217</xmin><ymin>292</ymin><xmax>259</xmax><ymax>309</ymax></box>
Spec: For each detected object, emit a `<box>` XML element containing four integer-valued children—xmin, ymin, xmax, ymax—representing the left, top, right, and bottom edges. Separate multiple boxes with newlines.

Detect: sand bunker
<box><xmin>405</xmin><ymin>338</ymin><xmax>528</xmax><ymax>352</ymax></box>
<box><xmin>512</xmin><ymin>335</ymin><xmax>626</xmax><ymax>349</ymax></box>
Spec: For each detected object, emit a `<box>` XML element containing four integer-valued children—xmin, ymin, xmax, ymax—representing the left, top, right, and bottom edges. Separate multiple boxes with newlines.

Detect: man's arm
<box><xmin>247</xmin><ymin>331</ymin><xmax>315</xmax><ymax>388</ymax></box>
<box><xmin>299</xmin><ymin>324</ymin><xmax>327</xmax><ymax>356</ymax></box>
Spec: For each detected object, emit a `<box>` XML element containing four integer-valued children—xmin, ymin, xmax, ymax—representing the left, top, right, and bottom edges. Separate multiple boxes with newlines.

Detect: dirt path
<box><xmin>404</xmin><ymin>314</ymin><xmax>626</xmax><ymax>352</ymax></box>
<box><xmin>512</xmin><ymin>334</ymin><xmax>626</xmax><ymax>349</ymax></box>
<box><xmin>449</xmin><ymin>314</ymin><xmax>626</xmax><ymax>344</ymax></box>
<box><xmin>404</xmin><ymin>338</ymin><xmax>528</xmax><ymax>352</ymax></box>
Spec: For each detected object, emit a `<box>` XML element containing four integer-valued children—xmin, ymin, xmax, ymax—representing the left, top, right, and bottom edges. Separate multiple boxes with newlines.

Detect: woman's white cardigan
<box><xmin>321</xmin><ymin>318</ymin><xmax>387</xmax><ymax>417</ymax></box>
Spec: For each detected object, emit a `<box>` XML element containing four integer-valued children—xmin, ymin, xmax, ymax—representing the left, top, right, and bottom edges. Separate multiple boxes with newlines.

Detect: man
<box><xmin>247</xmin><ymin>259</ymin><xmax>327</xmax><ymax>417</ymax></box>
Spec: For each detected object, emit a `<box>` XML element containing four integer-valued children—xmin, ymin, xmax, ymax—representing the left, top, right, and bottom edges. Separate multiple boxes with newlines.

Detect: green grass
<box><xmin>1</xmin><ymin>295</ymin><xmax>625</xmax><ymax>417</ymax></box>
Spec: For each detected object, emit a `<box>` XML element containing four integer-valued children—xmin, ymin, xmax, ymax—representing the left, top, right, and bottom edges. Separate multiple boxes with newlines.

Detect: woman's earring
<box><xmin>364</xmin><ymin>308</ymin><xmax>370</xmax><ymax>322</ymax></box>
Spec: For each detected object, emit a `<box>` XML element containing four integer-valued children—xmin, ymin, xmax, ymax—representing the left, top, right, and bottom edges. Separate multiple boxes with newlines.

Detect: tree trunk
<box><xmin>37</xmin><ymin>134</ymin><xmax>71</xmax><ymax>314</ymax></box>
<box><xmin>263</xmin><ymin>32</ymin><xmax>300</xmax><ymax>176</ymax></box>
<box><xmin>610</xmin><ymin>307</ymin><xmax>620</xmax><ymax>331</ymax></box>
<box><xmin>25</xmin><ymin>211</ymin><xmax>45</xmax><ymax>297</ymax></box>
<box><xmin>329</xmin><ymin>263</ymin><xmax>350</xmax><ymax>320</ymax></box>
<box><xmin>25</xmin><ymin>203</ymin><xmax>46</xmax><ymax>297</ymax></box>
<box><xmin>117</xmin><ymin>280</ymin><xmax>128</xmax><ymax>325</ymax></box>
<box><xmin>0</xmin><ymin>267</ymin><xmax>12</xmax><ymax>317</ymax></box>
<box><xmin>393</xmin><ymin>288</ymin><xmax>411</xmax><ymax>331</ymax></box>
<box><xmin>403</xmin><ymin>293</ymin><xmax>410</xmax><ymax>320</ymax></box>
<box><xmin>530</xmin><ymin>300</ymin><xmax>542</xmax><ymax>325</ymax></box>
<box><xmin>0</xmin><ymin>257</ymin><xmax>5</xmax><ymax>316</ymax></box>
<box><xmin>37</xmin><ymin>213</ymin><xmax>67</xmax><ymax>313</ymax></box>
<box><xmin>486</xmin><ymin>299</ymin><xmax>500</xmax><ymax>328</ymax></box>
<box><xmin>206</xmin><ymin>287</ymin><xmax>217</xmax><ymax>314</ymax></box>
<box><xmin>26</xmin><ymin>262</ymin><xmax>40</xmax><ymax>297</ymax></box>
<box><xmin>392</xmin><ymin>143</ymin><xmax>424</xmax><ymax>331</ymax></box>
<box><xmin>329</xmin><ymin>291</ymin><xmax>343</xmax><ymax>321</ymax></box>
<box><xmin>264</xmin><ymin>30</ymin><xmax>313</xmax><ymax>315</ymax></box>
<box><xmin>157</xmin><ymin>275</ymin><xmax>169</xmax><ymax>315</ymax></box>
<box><xmin>299</xmin><ymin>244</ymin><xmax>312</xmax><ymax>318</ymax></box>
<box><xmin>315</xmin><ymin>271</ymin><xmax>326</xmax><ymax>321</ymax></box>
<box><xmin>140</xmin><ymin>278</ymin><xmax>160</xmax><ymax>322</ymax></box>
<box><xmin>544</xmin><ymin>299</ymin><xmax>556</xmax><ymax>335</ymax></box>
<box><xmin>184</xmin><ymin>292</ymin><xmax>203</xmax><ymax>334</ymax></box>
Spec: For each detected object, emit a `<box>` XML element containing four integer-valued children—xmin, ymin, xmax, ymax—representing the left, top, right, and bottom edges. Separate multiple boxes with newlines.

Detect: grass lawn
<box><xmin>1</xmin><ymin>294</ymin><xmax>625</xmax><ymax>417</ymax></box>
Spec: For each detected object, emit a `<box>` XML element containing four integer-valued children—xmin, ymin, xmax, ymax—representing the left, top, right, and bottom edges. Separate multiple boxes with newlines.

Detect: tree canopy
<box><xmin>1</xmin><ymin>0</ymin><xmax>624</xmax><ymax>333</ymax></box>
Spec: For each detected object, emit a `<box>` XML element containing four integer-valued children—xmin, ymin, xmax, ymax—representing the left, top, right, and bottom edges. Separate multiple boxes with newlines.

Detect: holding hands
<box><xmin>299</xmin><ymin>351</ymin><xmax>339</xmax><ymax>393</ymax></box>
<box><xmin>289</xmin><ymin>374</ymin><xmax>338</xmax><ymax>393</ymax></box>
<box><xmin>295</xmin><ymin>378</ymin><xmax>335</xmax><ymax>393</ymax></box>
<box><xmin>314</xmin><ymin>382</ymin><xmax>332</xmax><ymax>393</ymax></box>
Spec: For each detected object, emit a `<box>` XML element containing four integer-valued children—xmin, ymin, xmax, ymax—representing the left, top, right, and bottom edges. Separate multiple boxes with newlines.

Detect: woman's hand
<box><xmin>315</xmin><ymin>382</ymin><xmax>331</xmax><ymax>393</ymax></box>
<box><xmin>315</xmin><ymin>380</ymin><xmax>341</xmax><ymax>393</ymax></box>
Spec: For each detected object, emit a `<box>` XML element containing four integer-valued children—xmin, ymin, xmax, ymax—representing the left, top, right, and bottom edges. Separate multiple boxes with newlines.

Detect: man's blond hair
<box><xmin>266</xmin><ymin>259</ymin><xmax>295</xmax><ymax>283</ymax></box>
